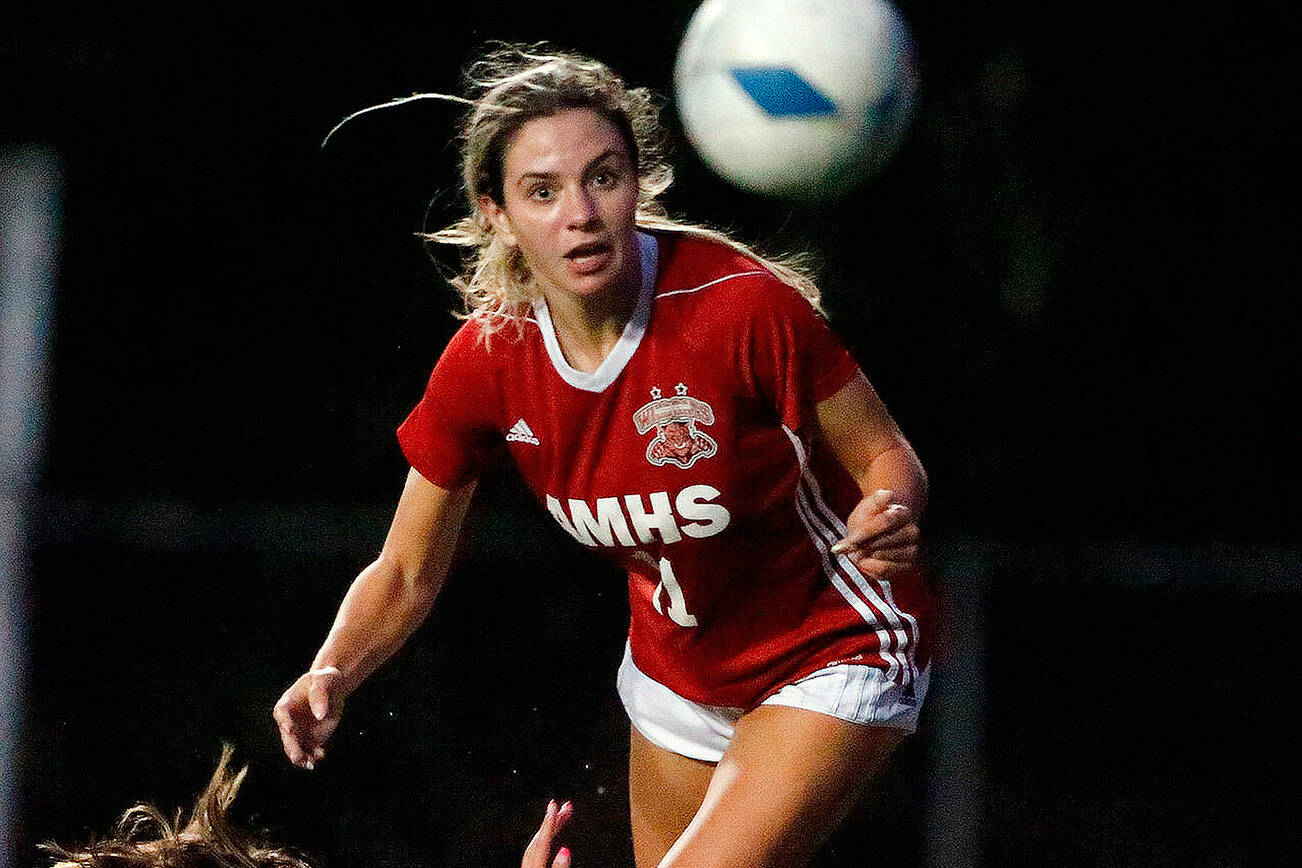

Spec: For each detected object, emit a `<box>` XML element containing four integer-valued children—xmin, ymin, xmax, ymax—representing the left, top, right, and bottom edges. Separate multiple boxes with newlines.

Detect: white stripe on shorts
<box><xmin>616</xmin><ymin>642</ymin><xmax>929</xmax><ymax>763</ymax></box>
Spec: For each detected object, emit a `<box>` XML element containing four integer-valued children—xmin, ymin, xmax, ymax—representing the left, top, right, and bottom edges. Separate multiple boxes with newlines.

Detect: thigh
<box><xmin>628</xmin><ymin>724</ymin><xmax>716</xmax><ymax>868</ymax></box>
<box><xmin>660</xmin><ymin>705</ymin><xmax>906</xmax><ymax>868</ymax></box>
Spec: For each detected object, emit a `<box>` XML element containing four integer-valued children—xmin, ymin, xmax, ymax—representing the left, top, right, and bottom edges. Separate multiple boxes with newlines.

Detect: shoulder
<box><xmin>650</xmin><ymin>231</ymin><xmax>817</xmax><ymax>321</ymax></box>
<box><xmin>421</xmin><ymin>312</ymin><xmax>542</xmax><ymax>395</ymax></box>
<box><xmin>438</xmin><ymin>312</ymin><xmax>539</xmax><ymax>364</ymax></box>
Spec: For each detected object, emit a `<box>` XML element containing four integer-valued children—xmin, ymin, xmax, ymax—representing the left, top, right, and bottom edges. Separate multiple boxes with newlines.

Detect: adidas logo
<box><xmin>505</xmin><ymin>418</ymin><xmax>540</xmax><ymax>446</ymax></box>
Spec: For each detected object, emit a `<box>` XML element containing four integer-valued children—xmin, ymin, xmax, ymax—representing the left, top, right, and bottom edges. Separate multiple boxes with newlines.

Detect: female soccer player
<box><xmin>274</xmin><ymin>45</ymin><xmax>933</xmax><ymax>868</ymax></box>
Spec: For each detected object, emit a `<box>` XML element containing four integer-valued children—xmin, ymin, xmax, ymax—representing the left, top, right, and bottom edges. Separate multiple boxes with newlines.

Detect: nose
<box><xmin>564</xmin><ymin>186</ymin><xmax>600</xmax><ymax>230</ymax></box>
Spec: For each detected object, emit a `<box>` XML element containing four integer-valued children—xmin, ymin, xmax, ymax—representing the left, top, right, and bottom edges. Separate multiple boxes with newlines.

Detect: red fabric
<box><xmin>397</xmin><ymin>232</ymin><xmax>932</xmax><ymax>708</ymax></box>
<box><xmin>397</xmin><ymin>321</ymin><xmax>501</xmax><ymax>490</ymax></box>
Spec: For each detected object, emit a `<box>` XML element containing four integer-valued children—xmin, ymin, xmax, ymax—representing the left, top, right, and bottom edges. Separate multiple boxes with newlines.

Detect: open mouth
<box><xmin>564</xmin><ymin>240</ymin><xmax>612</xmax><ymax>259</ymax></box>
<box><xmin>563</xmin><ymin>240</ymin><xmax>615</xmax><ymax>276</ymax></box>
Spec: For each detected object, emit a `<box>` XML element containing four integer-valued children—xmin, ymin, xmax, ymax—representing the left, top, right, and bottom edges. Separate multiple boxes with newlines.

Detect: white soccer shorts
<box><xmin>616</xmin><ymin>641</ymin><xmax>929</xmax><ymax>763</ymax></box>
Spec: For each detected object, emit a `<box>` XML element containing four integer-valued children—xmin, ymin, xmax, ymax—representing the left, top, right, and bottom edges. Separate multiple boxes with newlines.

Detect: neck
<box><xmin>546</xmin><ymin>279</ymin><xmax>638</xmax><ymax>373</ymax></box>
<box><xmin>544</xmin><ymin>245</ymin><xmax>642</xmax><ymax>374</ymax></box>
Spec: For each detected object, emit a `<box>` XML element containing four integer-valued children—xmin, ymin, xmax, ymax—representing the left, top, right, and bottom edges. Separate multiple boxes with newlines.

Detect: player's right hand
<box><xmin>272</xmin><ymin>666</ymin><xmax>346</xmax><ymax>769</ymax></box>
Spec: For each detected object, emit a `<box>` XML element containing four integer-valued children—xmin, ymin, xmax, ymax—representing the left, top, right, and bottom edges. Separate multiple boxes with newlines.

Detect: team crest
<box><xmin>633</xmin><ymin>383</ymin><xmax>718</xmax><ymax>469</ymax></box>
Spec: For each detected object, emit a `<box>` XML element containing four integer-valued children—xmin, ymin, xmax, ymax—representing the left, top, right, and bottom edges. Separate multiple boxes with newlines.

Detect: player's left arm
<box><xmin>815</xmin><ymin>370</ymin><xmax>927</xmax><ymax>579</ymax></box>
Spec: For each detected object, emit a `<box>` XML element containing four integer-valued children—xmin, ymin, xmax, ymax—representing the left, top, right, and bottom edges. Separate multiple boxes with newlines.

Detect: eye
<box><xmin>592</xmin><ymin>169</ymin><xmax>621</xmax><ymax>189</ymax></box>
<box><xmin>528</xmin><ymin>183</ymin><xmax>555</xmax><ymax>201</ymax></box>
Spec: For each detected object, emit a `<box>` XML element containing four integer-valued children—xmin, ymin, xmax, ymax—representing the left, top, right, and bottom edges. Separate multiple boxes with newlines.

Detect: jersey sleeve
<box><xmin>744</xmin><ymin>276</ymin><xmax>861</xmax><ymax>433</ymax></box>
<box><xmin>396</xmin><ymin>320</ymin><xmax>501</xmax><ymax>489</ymax></box>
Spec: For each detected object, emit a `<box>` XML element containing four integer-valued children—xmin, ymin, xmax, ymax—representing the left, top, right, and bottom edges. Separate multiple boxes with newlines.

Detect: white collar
<box><xmin>532</xmin><ymin>231</ymin><xmax>659</xmax><ymax>393</ymax></box>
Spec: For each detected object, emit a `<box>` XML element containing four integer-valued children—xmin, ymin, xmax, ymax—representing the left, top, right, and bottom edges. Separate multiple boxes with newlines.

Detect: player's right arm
<box><xmin>273</xmin><ymin>467</ymin><xmax>477</xmax><ymax>768</ymax></box>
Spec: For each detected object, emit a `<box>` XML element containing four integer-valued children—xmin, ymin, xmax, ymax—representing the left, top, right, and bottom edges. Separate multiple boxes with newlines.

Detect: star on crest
<box><xmin>675</xmin><ymin>383</ymin><xmax>689</xmax><ymax>396</ymax></box>
<box><xmin>649</xmin><ymin>386</ymin><xmax>662</xmax><ymax>399</ymax></box>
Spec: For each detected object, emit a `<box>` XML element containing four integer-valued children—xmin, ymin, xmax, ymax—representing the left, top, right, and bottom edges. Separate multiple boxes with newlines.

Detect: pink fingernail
<box><xmin>558</xmin><ymin>848</ymin><xmax>570</xmax><ymax>860</ymax></box>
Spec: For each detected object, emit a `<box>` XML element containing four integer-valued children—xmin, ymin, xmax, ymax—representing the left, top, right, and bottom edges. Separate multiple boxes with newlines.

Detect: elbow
<box><xmin>914</xmin><ymin>461</ymin><xmax>929</xmax><ymax>514</ymax></box>
<box><xmin>906</xmin><ymin>440</ymin><xmax>928</xmax><ymax>512</ymax></box>
<box><xmin>883</xmin><ymin>437</ymin><xmax>927</xmax><ymax>514</ymax></box>
<box><xmin>372</xmin><ymin>550</ymin><xmax>441</xmax><ymax>608</ymax></box>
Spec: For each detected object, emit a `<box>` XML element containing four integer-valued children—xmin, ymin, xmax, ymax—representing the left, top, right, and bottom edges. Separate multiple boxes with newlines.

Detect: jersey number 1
<box><xmin>652</xmin><ymin>556</ymin><xmax>698</xmax><ymax>627</ymax></box>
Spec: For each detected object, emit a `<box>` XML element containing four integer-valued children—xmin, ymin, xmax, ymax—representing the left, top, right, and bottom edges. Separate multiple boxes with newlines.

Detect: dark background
<box><xmin>3</xmin><ymin>2</ymin><xmax>1297</xmax><ymax>865</ymax></box>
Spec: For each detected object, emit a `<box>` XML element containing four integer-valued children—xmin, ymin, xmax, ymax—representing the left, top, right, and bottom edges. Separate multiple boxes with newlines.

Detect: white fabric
<box><xmin>616</xmin><ymin>641</ymin><xmax>929</xmax><ymax>763</ymax></box>
<box><xmin>532</xmin><ymin>231</ymin><xmax>659</xmax><ymax>393</ymax></box>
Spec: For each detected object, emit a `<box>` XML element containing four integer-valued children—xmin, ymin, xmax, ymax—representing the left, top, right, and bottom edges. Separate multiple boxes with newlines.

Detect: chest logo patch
<box><xmin>633</xmin><ymin>383</ymin><xmax>718</xmax><ymax>469</ymax></box>
<box><xmin>506</xmin><ymin>418</ymin><xmax>540</xmax><ymax>446</ymax></box>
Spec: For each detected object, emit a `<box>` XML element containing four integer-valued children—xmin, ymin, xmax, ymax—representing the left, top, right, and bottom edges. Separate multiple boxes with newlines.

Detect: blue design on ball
<box><xmin>729</xmin><ymin>67</ymin><xmax>837</xmax><ymax>117</ymax></box>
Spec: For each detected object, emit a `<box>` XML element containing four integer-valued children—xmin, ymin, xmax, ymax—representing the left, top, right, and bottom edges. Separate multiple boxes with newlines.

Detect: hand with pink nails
<box><xmin>521</xmin><ymin>799</ymin><xmax>574</xmax><ymax>868</ymax></box>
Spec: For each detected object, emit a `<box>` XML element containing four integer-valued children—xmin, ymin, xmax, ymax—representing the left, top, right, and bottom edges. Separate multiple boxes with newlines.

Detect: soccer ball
<box><xmin>673</xmin><ymin>0</ymin><xmax>918</xmax><ymax>200</ymax></box>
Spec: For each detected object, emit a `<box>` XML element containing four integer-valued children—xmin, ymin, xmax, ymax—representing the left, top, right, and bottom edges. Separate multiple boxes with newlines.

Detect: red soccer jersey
<box><xmin>398</xmin><ymin>230</ymin><xmax>932</xmax><ymax>708</ymax></box>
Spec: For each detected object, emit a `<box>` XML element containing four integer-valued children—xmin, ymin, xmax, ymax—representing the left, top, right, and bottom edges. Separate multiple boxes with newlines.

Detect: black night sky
<box><xmin>3</xmin><ymin>3</ymin><xmax>1297</xmax><ymax>865</ymax></box>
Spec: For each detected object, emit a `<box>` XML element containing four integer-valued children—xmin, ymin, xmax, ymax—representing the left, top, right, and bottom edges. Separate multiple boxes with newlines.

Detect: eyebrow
<box><xmin>515</xmin><ymin>148</ymin><xmax>627</xmax><ymax>185</ymax></box>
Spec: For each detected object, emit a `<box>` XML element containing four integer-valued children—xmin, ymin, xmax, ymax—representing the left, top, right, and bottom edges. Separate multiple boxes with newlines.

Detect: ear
<box><xmin>478</xmin><ymin>195</ymin><xmax>518</xmax><ymax>248</ymax></box>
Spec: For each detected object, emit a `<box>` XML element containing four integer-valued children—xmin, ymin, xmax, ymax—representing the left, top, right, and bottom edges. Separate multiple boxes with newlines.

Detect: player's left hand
<box><xmin>521</xmin><ymin>799</ymin><xmax>573</xmax><ymax>868</ymax></box>
<box><xmin>831</xmin><ymin>488</ymin><xmax>920</xmax><ymax>579</ymax></box>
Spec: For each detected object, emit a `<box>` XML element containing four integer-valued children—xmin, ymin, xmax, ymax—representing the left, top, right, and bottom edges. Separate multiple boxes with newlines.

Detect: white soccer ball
<box><xmin>673</xmin><ymin>0</ymin><xmax>918</xmax><ymax>200</ymax></box>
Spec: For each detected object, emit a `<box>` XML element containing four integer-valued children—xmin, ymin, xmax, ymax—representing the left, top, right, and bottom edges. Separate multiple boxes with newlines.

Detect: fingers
<box><xmin>844</xmin><ymin>554</ymin><xmax>917</xmax><ymax>580</ymax></box>
<box><xmin>526</xmin><ymin>801</ymin><xmax>552</xmax><ymax>848</ymax></box>
<box><xmin>273</xmin><ymin>670</ymin><xmax>345</xmax><ymax>769</ymax></box>
<box><xmin>831</xmin><ymin>490</ymin><xmax>917</xmax><ymax>555</ymax></box>
<box><xmin>551</xmin><ymin>803</ymin><xmax>572</xmax><ymax>868</ymax></box>
<box><xmin>273</xmin><ymin>715</ymin><xmax>317</xmax><ymax>768</ymax></box>
<box><xmin>866</xmin><ymin>543</ymin><xmax>918</xmax><ymax>563</ymax></box>
<box><xmin>523</xmin><ymin>800</ymin><xmax>556</xmax><ymax>865</ymax></box>
<box><xmin>863</xmin><ymin>520</ymin><xmax>920</xmax><ymax>552</ymax></box>
<box><xmin>828</xmin><ymin>489</ymin><xmax>922</xmax><ymax>579</ymax></box>
<box><xmin>274</xmin><ymin>716</ymin><xmax>308</xmax><ymax>767</ymax></box>
<box><xmin>308</xmin><ymin>666</ymin><xmax>342</xmax><ymax>721</ymax></box>
<box><xmin>272</xmin><ymin>688</ymin><xmax>311</xmax><ymax>767</ymax></box>
<box><xmin>836</xmin><ymin>526</ymin><xmax>918</xmax><ymax>566</ymax></box>
<box><xmin>556</xmin><ymin>800</ymin><xmax>572</xmax><ymax>832</ymax></box>
<box><xmin>533</xmin><ymin>799</ymin><xmax>572</xmax><ymax>842</ymax></box>
<box><xmin>522</xmin><ymin>800</ymin><xmax>573</xmax><ymax>868</ymax></box>
<box><xmin>275</xmin><ymin>720</ymin><xmax>314</xmax><ymax>768</ymax></box>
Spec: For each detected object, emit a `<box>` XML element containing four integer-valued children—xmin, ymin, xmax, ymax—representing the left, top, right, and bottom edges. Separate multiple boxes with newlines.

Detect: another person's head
<box><xmin>42</xmin><ymin>745</ymin><xmax>313</xmax><ymax>868</ymax></box>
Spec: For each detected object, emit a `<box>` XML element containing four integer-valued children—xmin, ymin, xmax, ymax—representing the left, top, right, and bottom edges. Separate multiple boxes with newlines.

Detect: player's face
<box><xmin>480</xmin><ymin>108</ymin><xmax>640</xmax><ymax>307</ymax></box>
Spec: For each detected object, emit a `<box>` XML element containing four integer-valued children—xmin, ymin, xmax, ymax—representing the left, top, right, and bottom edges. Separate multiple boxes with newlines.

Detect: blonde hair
<box><xmin>41</xmin><ymin>745</ymin><xmax>313</xmax><ymax>868</ymax></box>
<box><xmin>405</xmin><ymin>43</ymin><xmax>824</xmax><ymax>335</ymax></box>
